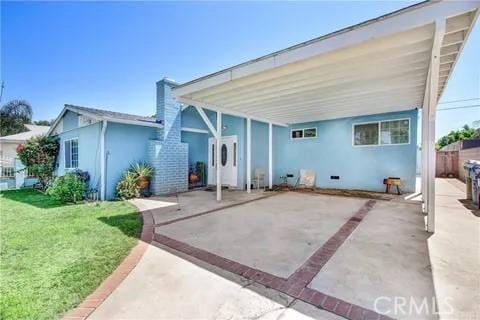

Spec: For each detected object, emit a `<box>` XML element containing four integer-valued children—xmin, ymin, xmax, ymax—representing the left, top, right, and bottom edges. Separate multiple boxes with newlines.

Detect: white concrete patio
<box><xmin>87</xmin><ymin>189</ymin><xmax>457</xmax><ymax>320</ymax></box>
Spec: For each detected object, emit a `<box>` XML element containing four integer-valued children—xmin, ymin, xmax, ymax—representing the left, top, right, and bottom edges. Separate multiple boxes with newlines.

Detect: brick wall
<box><xmin>149</xmin><ymin>79</ymin><xmax>188</xmax><ymax>194</ymax></box>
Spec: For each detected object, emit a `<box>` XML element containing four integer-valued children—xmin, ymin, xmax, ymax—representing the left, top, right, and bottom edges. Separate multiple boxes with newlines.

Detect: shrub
<box><xmin>116</xmin><ymin>172</ymin><xmax>139</xmax><ymax>200</ymax></box>
<box><xmin>17</xmin><ymin>135</ymin><xmax>59</xmax><ymax>188</ymax></box>
<box><xmin>72</xmin><ymin>169</ymin><xmax>90</xmax><ymax>185</ymax></box>
<box><xmin>128</xmin><ymin>162</ymin><xmax>155</xmax><ymax>179</ymax></box>
<box><xmin>47</xmin><ymin>173</ymin><xmax>86</xmax><ymax>203</ymax></box>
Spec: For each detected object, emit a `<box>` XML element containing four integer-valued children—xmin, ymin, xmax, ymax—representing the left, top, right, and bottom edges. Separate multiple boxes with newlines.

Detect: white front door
<box><xmin>208</xmin><ymin>135</ymin><xmax>238</xmax><ymax>187</ymax></box>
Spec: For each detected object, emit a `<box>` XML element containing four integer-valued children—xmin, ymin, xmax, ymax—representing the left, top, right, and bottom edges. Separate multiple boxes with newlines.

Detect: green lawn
<box><xmin>0</xmin><ymin>189</ymin><xmax>141</xmax><ymax>320</ymax></box>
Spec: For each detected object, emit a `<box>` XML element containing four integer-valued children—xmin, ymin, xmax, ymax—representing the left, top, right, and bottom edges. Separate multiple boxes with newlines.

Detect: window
<box><xmin>221</xmin><ymin>144</ymin><xmax>227</xmax><ymax>166</ymax></box>
<box><xmin>291</xmin><ymin>129</ymin><xmax>303</xmax><ymax>139</ymax></box>
<box><xmin>291</xmin><ymin>127</ymin><xmax>317</xmax><ymax>140</ymax></box>
<box><xmin>380</xmin><ymin>119</ymin><xmax>410</xmax><ymax>145</ymax></box>
<box><xmin>233</xmin><ymin>142</ymin><xmax>237</xmax><ymax>167</ymax></box>
<box><xmin>354</xmin><ymin>123</ymin><xmax>379</xmax><ymax>146</ymax></box>
<box><xmin>353</xmin><ymin>118</ymin><xmax>410</xmax><ymax>146</ymax></box>
<box><xmin>211</xmin><ymin>144</ymin><xmax>215</xmax><ymax>166</ymax></box>
<box><xmin>65</xmin><ymin>139</ymin><xmax>79</xmax><ymax>168</ymax></box>
<box><xmin>304</xmin><ymin>128</ymin><xmax>317</xmax><ymax>138</ymax></box>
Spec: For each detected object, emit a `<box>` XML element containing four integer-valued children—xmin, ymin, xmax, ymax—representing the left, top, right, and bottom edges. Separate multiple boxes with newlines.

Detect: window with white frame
<box><xmin>64</xmin><ymin>139</ymin><xmax>79</xmax><ymax>168</ymax></box>
<box><xmin>353</xmin><ymin>118</ymin><xmax>410</xmax><ymax>146</ymax></box>
<box><xmin>380</xmin><ymin>119</ymin><xmax>410</xmax><ymax>145</ymax></box>
<box><xmin>291</xmin><ymin>127</ymin><xmax>317</xmax><ymax>140</ymax></box>
<box><xmin>353</xmin><ymin>123</ymin><xmax>378</xmax><ymax>146</ymax></box>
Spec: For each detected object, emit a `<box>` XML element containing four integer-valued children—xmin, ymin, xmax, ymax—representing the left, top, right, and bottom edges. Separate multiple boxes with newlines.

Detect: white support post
<box><xmin>216</xmin><ymin>112</ymin><xmax>222</xmax><ymax>201</ymax></box>
<box><xmin>100</xmin><ymin>120</ymin><xmax>107</xmax><ymax>201</ymax></box>
<box><xmin>421</xmin><ymin>71</ymin><xmax>430</xmax><ymax>212</ymax></box>
<box><xmin>425</xmin><ymin>19</ymin><xmax>445</xmax><ymax>233</ymax></box>
<box><xmin>195</xmin><ymin>106</ymin><xmax>218</xmax><ymax>137</ymax></box>
<box><xmin>268</xmin><ymin>122</ymin><xmax>273</xmax><ymax>190</ymax></box>
<box><xmin>246</xmin><ymin>118</ymin><xmax>252</xmax><ymax>193</ymax></box>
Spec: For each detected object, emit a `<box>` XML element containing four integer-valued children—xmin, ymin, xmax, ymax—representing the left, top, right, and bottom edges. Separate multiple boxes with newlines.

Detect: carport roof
<box><xmin>172</xmin><ymin>1</ymin><xmax>479</xmax><ymax>125</ymax></box>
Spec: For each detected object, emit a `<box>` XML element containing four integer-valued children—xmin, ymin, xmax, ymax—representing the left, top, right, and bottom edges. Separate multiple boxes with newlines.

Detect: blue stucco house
<box><xmin>49</xmin><ymin>78</ymin><xmax>418</xmax><ymax>200</ymax></box>
<box><xmin>46</xmin><ymin>1</ymin><xmax>480</xmax><ymax>236</ymax></box>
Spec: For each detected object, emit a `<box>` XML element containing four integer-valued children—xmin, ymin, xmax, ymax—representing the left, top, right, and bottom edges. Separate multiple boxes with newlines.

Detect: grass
<box><xmin>0</xmin><ymin>189</ymin><xmax>141</xmax><ymax>320</ymax></box>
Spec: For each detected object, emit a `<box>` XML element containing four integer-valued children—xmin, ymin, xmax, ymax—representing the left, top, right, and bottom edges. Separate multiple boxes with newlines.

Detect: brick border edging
<box><xmin>154</xmin><ymin>199</ymin><xmax>392</xmax><ymax>320</ymax></box>
<box><xmin>62</xmin><ymin>211</ymin><xmax>155</xmax><ymax>320</ymax></box>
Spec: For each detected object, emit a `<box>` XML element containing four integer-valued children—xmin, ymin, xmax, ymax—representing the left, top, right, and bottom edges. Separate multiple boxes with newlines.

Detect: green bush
<box><xmin>47</xmin><ymin>173</ymin><xmax>86</xmax><ymax>203</ymax></box>
<box><xmin>116</xmin><ymin>172</ymin><xmax>139</xmax><ymax>199</ymax></box>
<box><xmin>17</xmin><ymin>135</ymin><xmax>59</xmax><ymax>188</ymax></box>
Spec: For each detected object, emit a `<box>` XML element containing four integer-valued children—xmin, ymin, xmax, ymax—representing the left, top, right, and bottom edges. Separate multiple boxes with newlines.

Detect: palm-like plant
<box><xmin>128</xmin><ymin>162</ymin><xmax>155</xmax><ymax>189</ymax></box>
<box><xmin>128</xmin><ymin>162</ymin><xmax>155</xmax><ymax>179</ymax></box>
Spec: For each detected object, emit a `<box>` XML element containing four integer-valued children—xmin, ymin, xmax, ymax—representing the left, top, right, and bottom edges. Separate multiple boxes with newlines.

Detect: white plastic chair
<box><xmin>252</xmin><ymin>168</ymin><xmax>265</xmax><ymax>190</ymax></box>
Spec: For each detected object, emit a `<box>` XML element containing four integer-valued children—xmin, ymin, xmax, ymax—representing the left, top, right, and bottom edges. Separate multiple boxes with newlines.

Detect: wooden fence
<box><xmin>436</xmin><ymin>147</ymin><xmax>480</xmax><ymax>180</ymax></box>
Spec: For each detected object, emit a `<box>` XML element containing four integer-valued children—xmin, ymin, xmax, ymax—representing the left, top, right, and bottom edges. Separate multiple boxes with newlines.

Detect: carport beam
<box><xmin>216</xmin><ymin>111</ymin><xmax>222</xmax><ymax>201</ymax></box>
<box><xmin>247</xmin><ymin>118</ymin><xmax>251</xmax><ymax>193</ymax></box>
<box><xmin>425</xmin><ymin>18</ymin><xmax>445</xmax><ymax>233</ymax></box>
<box><xmin>268</xmin><ymin>122</ymin><xmax>273</xmax><ymax>190</ymax></box>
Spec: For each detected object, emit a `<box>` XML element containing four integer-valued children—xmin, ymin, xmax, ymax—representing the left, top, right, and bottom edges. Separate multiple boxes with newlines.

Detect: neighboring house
<box><xmin>0</xmin><ymin>124</ymin><xmax>50</xmax><ymax>159</ymax></box>
<box><xmin>0</xmin><ymin>124</ymin><xmax>50</xmax><ymax>190</ymax></box>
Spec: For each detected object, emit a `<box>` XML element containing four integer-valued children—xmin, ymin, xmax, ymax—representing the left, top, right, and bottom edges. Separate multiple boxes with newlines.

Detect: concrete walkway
<box><xmin>88</xmin><ymin>244</ymin><xmax>341</xmax><ymax>320</ymax></box>
<box><xmin>428</xmin><ymin>179</ymin><xmax>480</xmax><ymax>320</ymax></box>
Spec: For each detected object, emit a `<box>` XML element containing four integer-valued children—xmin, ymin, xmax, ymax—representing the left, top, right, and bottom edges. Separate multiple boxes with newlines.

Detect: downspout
<box><xmin>100</xmin><ymin>120</ymin><xmax>107</xmax><ymax>200</ymax></box>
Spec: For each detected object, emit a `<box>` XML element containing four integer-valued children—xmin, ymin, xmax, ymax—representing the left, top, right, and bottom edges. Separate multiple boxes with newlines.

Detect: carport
<box><xmin>172</xmin><ymin>1</ymin><xmax>479</xmax><ymax>233</ymax></box>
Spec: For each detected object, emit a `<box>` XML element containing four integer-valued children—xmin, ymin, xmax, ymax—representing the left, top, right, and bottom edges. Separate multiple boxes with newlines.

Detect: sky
<box><xmin>1</xmin><ymin>1</ymin><xmax>479</xmax><ymax>139</ymax></box>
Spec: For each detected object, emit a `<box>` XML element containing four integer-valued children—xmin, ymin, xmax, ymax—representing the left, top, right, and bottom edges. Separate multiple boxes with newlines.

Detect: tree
<box><xmin>33</xmin><ymin>119</ymin><xmax>54</xmax><ymax>126</ymax></box>
<box><xmin>0</xmin><ymin>100</ymin><xmax>33</xmax><ymax>136</ymax></box>
<box><xmin>436</xmin><ymin>125</ymin><xmax>479</xmax><ymax>150</ymax></box>
<box><xmin>17</xmin><ymin>135</ymin><xmax>59</xmax><ymax>188</ymax></box>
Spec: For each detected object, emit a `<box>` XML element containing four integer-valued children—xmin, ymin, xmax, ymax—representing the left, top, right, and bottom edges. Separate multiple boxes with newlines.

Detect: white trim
<box><xmin>63</xmin><ymin>137</ymin><xmax>79</xmax><ymax>169</ymax></box>
<box><xmin>438</xmin><ymin>9</ymin><xmax>479</xmax><ymax>101</ymax></box>
<box><xmin>51</xmin><ymin>121</ymin><xmax>99</xmax><ymax>137</ymax></box>
<box><xmin>181</xmin><ymin>127</ymin><xmax>209</xmax><ymax>134</ymax></box>
<box><xmin>177</xmin><ymin>97</ymin><xmax>288</xmax><ymax>127</ymax></box>
<box><xmin>216</xmin><ymin>111</ymin><xmax>222</xmax><ymax>201</ymax></box>
<box><xmin>246</xmin><ymin>118</ymin><xmax>252</xmax><ymax>193</ymax></box>
<box><xmin>268</xmin><ymin>123</ymin><xmax>273</xmax><ymax>190</ymax></box>
<box><xmin>48</xmin><ymin>105</ymin><xmax>163</xmax><ymax>136</ymax></box>
<box><xmin>290</xmin><ymin>127</ymin><xmax>318</xmax><ymax>140</ymax></box>
<box><xmin>425</xmin><ymin>18</ymin><xmax>446</xmax><ymax>233</ymax></box>
<box><xmin>100</xmin><ymin>120</ymin><xmax>107</xmax><ymax>201</ymax></box>
<box><xmin>352</xmin><ymin>117</ymin><xmax>411</xmax><ymax>147</ymax></box>
<box><xmin>172</xmin><ymin>1</ymin><xmax>479</xmax><ymax>97</ymax></box>
<box><xmin>48</xmin><ymin>107</ymin><xmax>71</xmax><ymax>135</ymax></box>
<box><xmin>195</xmin><ymin>106</ymin><xmax>219</xmax><ymax>138</ymax></box>
<box><xmin>103</xmin><ymin>117</ymin><xmax>162</xmax><ymax>128</ymax></box>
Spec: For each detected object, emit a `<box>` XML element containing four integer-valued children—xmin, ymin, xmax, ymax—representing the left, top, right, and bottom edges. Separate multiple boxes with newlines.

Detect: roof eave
<box><xmin>173</xmin><ymin>0</ymin><xmax>479</xmax><ymax>98</ymax></box>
